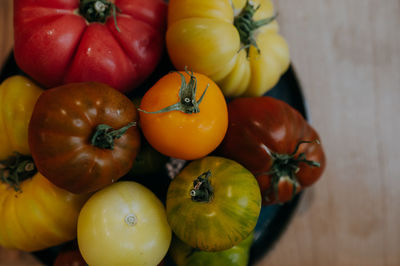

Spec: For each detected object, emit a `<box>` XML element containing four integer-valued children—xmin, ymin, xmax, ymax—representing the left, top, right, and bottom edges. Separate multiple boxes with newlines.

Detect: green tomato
<box><xmin>170</xmin><ymin>232</ymin><xmax>254</xmax><ymax>266</ymax></box>
<box><xmin>77</xmin><ymin>181</ymin><xmax>171</xmax><ymax>266</ymax></box>
<box><xmin>166</xmin><ymin>156</ymin><xmax>261</xmax><ymax>251</ymax></box>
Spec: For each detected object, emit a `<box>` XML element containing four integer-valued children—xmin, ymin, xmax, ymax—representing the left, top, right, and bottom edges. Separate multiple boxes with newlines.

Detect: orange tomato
<box><xmin>139</xmin><ymin>71</ymin><xmax>228</xmax><ymax>160</ymax></box>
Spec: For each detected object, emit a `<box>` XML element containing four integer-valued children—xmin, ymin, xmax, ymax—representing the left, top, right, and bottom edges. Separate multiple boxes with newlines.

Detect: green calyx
<box><xmin>190</xmin><ymin>170</ymin><xmax>214</xmax><ymax>203</ymax></box>
<box><xmin>79</xmin><ymin>0</ymin><xmax>121</xmax><ymax>32</ymax></box>
<box><xmin>0</xmin><ymin>153</ymin><xmax>37</xmax><ymax>192</ymax></box>
<box><xmin>138</xmin><ymin>68</ymin><xmax>209</xmax><ymax>115</ymax></box>
<box><xmin>267</xmin><ymin>140</ymin><xmax>321</xmax><ymax>202</ymax></box>
<box><xmin>91</xmin><ymin>122</ymin><xmax>136</xmax><ymax>150</ymax></box>
<box><xmin>233</xmin><ymin>0</ymin><xmax>277</xmax><ymax>54</ymax></box>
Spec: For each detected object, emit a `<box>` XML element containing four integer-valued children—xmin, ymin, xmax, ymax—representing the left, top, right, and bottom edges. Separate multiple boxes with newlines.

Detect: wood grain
<box><xmin>258</xmin><ymin>1</ymin><xmax>400</xmax><ymax>265</ymax></box>
<box><xmin>1</xmin><ymin>0</ymin><xmax>400</xmax><ymax>265</ymax></box>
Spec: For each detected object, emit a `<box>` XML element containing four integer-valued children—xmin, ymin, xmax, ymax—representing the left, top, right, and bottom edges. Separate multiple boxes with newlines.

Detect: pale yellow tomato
<box><xmin>77</xmin><ymin>181</ymin><xmax>172</xmax><ymax>266</ymax></box>
<box><xmin>167</xmin><ymin>0</ymin><xmax>290</xmax><ymax>97</ymax></box>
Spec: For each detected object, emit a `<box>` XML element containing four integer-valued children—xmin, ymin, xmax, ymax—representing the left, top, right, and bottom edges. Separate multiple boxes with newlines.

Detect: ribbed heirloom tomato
<box><xmin>139</xmin><ymin>70</ymin><xmax>228</xmax><ymax>160</ymax></box>
<box><xmin>167</xmin><ymin>0</ymin><xmax>290</xmax><ymax>97</ymax></box>
<box><xmin>0</xmin><ymin>172</ymin><xmax>89</xmax><ymax>252</ymax></box>
<box><xmin>14</xmin><ymin>0</ymin><xmax>167</xmax><ymax>93</ymax></box>
<box><xmin>28</xmin><ymin>82</ymin><xmax>140</xmax><ymax>194</ymax></box>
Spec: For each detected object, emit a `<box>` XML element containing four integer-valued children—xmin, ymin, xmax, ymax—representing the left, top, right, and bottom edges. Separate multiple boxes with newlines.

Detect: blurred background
<box><xmin>1</xmin><ymin>0</ymin><xmax>399</xmax><ymax>265</ymax></box>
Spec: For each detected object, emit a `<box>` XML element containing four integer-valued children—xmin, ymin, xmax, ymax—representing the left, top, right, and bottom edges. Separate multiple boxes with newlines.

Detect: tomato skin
<box><xmin>0</xmin><ymin>76</ymin><xmax>43</xmax><ymax>160</ymax></box>
<box><xmin>170</xmin><ymin>233</ymin><xmax>253</xmax><ymax>266</ymax></box>
<box><xmin>77</xmin><ymin>181</ymin><xmax>171</xmax><ymax>266</ymax></box>
<box><xmin>166</xmin><ymin>156</ymin><xmax>261</xmax><ymax>251</ymax></box>
<box><xmin>167</xmin><ymin>0</ymin><xmax>290</xmax><ymax>97</ymax></box>
<box><xmin>13</xmin><ymin>0</ymin><xmax>167</xmax><ymax>93</ymax></box>
<box><xmin>53</xmin><ymin>243</ymin><xmax>87</xmax><ymax>266</ymax></box>
<box><xmin>28</xmin><ymin>82</ymin><xmax>140</xmax><ymax>194</ymax></box>
<box><xmin>139</xmin><ymin>71</ymin><xmax>228</xmax><ymax>160</ymax></box>
<box><xmin>0</xmin><ymin>173</ymin><xmax>89</xmax><ymax>252</ymax></box>
<box><xmin>217</xmin><ymin>97</ymin><xmax>326</xmax><ymax>205</ymax></box>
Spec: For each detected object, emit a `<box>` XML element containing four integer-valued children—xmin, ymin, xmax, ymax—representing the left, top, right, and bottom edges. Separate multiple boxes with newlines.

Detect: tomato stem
<box><xmin>0</xmin><ymin>153</ymin><xmax>37</xmax><ymax>192</ymax></box>
<box><xmin>233</xmin><ymin>0</ymin><xmax>277</xmax><ymax>55</ymax></box>
<box><xmin>91</xmin><ymin>122</ymin><xmax>136</xmax><ymax>150</ymax></box>
<box><xmin>190</xmin><ymin>170</ymin><xmax>213</xmax><ymax>203</ymax></box>
<box><xmin>138</xmin><ymin>68</ymin><xmax>208</xmax><ymax>115</ymax></box>
<box><xmin>79</xmin><ymin>0</ymin><xmax>121</xmax><ymax>32</ymax></box>
<box><xmin>260</xmin><ymin>140</ymin><xmax>321</xmax><ymax>203</ymax></box>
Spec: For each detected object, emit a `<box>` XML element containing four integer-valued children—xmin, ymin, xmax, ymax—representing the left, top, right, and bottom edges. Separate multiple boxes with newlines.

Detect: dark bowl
<box><xmin>0</xmin><ymin>51</ymin><xmax>307</xmax><ymax>266</ymax></box>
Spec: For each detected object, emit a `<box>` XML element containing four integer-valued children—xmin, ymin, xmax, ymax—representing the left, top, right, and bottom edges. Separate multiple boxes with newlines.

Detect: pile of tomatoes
<box><xmin>0</xmin><ymin>0</ymin><xmax>326</xmax><ymax>265</ymax></box>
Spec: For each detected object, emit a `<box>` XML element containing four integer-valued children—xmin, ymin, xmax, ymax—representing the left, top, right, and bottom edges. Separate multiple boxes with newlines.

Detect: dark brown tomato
<box><xmin>29</xmin><ymin>82</ymin><xmax>140</xmax><ymax>194</ymax></box>
<box><xmin>217</xmin><ymin>96</ymin><xmax>325</xmax><ymax>205</ymax></box>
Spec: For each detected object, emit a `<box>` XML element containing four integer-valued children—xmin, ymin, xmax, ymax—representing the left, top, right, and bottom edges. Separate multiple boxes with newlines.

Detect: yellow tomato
<box><xmin>167</xmin><ymin>0</ymin><xmax>290</xmax><ymax>97</ymax></box>
<box><xmin>77</xmin><ymin>182</ymin><xmax>171</xmax><ymax>266</ymax></box>
<box><xmin>0</xmin><ymin>173</ymin><xmax>89</xmax><ymax>251</ymax></box>
<box><xmin>0</xmin><ymin>75</ymin><xmax>42</xmax><ymax>159</ymax></box>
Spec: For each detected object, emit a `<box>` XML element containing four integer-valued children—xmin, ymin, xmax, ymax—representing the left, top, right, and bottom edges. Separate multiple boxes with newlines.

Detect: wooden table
<box><xmin>1</xmin><ymin>1</ymin><xmax>399</xmax><ymax>265</ymax></box>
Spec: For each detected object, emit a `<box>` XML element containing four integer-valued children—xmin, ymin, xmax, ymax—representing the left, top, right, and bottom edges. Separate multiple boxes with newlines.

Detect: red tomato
<box><xmin>217</xmin><ymin>97</ymin><xmax>326</xmax><ymax>205</ymax></box>
<box><xmin>14</xmin><ymin>0</ymin><xmax>167</xmax><ymax>93</ymax></box>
